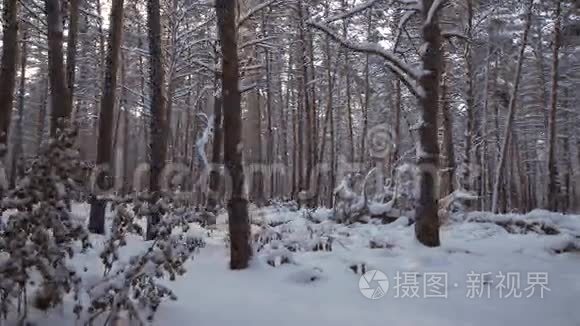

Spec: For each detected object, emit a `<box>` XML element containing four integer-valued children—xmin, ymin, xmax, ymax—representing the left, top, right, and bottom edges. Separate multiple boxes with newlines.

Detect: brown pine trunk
<box><xmin>66</xmin><ymin>0</ymin><xmax>80</xmax><ymax>115</ymax></box>
<box><xmin>216</xmin><ymin>0</ymin><xmax>252</xmax><ymax>269</ymax></box>
<box><xmin>0</xmin><ymin>0</ymin><xmax>19</xmax><ymax>157</ymax></box>
<box><xmin>297</xmin><ymin>0</ymin><xmax>313</xmax><ymax>205</ymax></box>
<box><xmin>480</xmin><ymin>25</ymin><xmax>495</xmax><ymax>211</ymax></box>
<box><xmin>440</xmin><ymin>56</ymin><xmax>455</xmax><ymax>197</ymax></box>
<box><xmin>414</xmin><ymin>0</ymin><xmax>443</xmax><ymax>247</ymax></box>
<box><xmin>322</xmin><ymin>15</ymin><xmax>335</xmax><ymax>206</ymax></box>
<box><xmin>462</xmin><ymin>0</ymin><xmax>475</xmax><ymax>191</ymax></box>
<box><xmin>263</xmin><ymin>11</ymin><xmax>274</xmax><ymax>200</ymax></box>
<box><xmin>46</xmin><ymin>0</ymin><xmax>71</xmax><ymax>136</ymax></box>
<box><xmin>546</xmin><ymin>0</ymin><xmax>562</xmax><ymax>212</ymax></box>
<box><xmin>89</xmin><ymin>0</ymin><xmax>125</xmax><ymax>234</ymax></box>
<box><xmin>9</xmin><ymin>26</ymin><xmax>28</xmax><ymax>189</ymax></box>
<box><xmin>279</xmin><ymin>59</ymin><xmax>289</xmax><ymax>198</ymax></box>
<box><xmin>121</xmin><ymin>54</ymin><xmax>131</xmax><ymax>196</ymax></box>
<box><xmin>146</xmin><ymin>0</ymin><xmax>168</xmax><ymax>240</ymax></box>
<box><xmin>265</xmin><ymin>57</ymin><xmax>274</xmax><ymax>200</ymax></box>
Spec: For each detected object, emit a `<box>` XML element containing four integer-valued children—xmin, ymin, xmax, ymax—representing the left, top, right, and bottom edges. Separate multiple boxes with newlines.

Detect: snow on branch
<box><xmin>425</xmin><ymin>0</ymin><xmax>446</xmax><ymax>26</ymax></box>
<box><xmin>307</xmin><ymin>20</ymin><xmax>425</xmax><ymax>98</ymax></box>
<box><xmin>441</xmin><ymin>30</ymin><xmax>469</xmax><ymax>42</ymax></box>
<box><xmin>238</xmin><ymin>0</ymin><xmax>281</xmax><ymax>27</ymax></box>
<box><xmin>239</xmin><ymin>82</ymin><xmax>258</xmax><ymax>93</ymax></box>
<box><xmin>324</xmin><ymin>0</ymin><xmax>381</xmax><ymax>23</ymax></box>
<box><xmin>393</xmin><ymin>10</ymin><xmax>418</xmax><ymax>53</ymax></box>
<box><xmin>397</xmin><ymin>0</ymin><xmax>420</xmax><ymax>6</ymax></box>
<box><xmin>240</xmin><ymin>36</ymin><xmax>279</xmax><ymax>50</ymax></box>
<box><xmin>196</xmin><ymin>113</ymin><xmax>214</xmax><ymax>168</ymax></box>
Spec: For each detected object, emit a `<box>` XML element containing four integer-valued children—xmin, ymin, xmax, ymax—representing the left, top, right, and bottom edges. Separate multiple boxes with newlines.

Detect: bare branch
<box><xmin>324</xmin><ymin>0</ymin><xmax>381</xmax><ymax>23</ymax></box>
<box><xmin>237</xmin><ymin>0</ymin><xmax>280</xmax><ymax>27</ymax></box>
<box><xmin>307</xmin><ymin>20</ymin><xmax>424</xmax><ymax>97</ymax></box>
<box><xmin>393</xmin><ymin>10</ymin><xmax>418</xmax><ymax>53</ymax></box>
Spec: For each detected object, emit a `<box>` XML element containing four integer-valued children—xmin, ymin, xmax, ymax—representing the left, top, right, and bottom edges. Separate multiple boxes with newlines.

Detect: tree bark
<box><xmin>0</xmin><ymin>0</ymin><xmax>19</xmax><ymax>158</ymax></box>
<box><xmin>297</xmin><ymin>0</ymin><xmax>314</xmax><ymax>206</ymax></box>
<box><xmin>440</xmin><ymin>57</ymin><xmax>455</xmax><ymax>198</ymax></box>
<box><xmin>462</xmin><ymin>0</ymin><xmax>475</xmax><ymax>192</ymax></box>
<box><xmin>342</xmin><ymin>0</ymin><xmax>355</xmax><ymax>163</ymax></box>
<box><xmin>546</xmin><ymin>0</ymin><xmax>562</xmax><ymax>212</ymax></box>
<box><xmin>46</xmin><ymin>0</ymin><xmax>71</xmax><ymax>136</ymax></box>
<box><xmin>121</xmin><ymin>54</ymin><xmax>131</xmax><ymax>196</ymax></box>
<box><xmin>360</xmin><ymin>9</ymin><xmax>372</xmax><ymax>170</ymax></box>
<box><xmin>146</xmin><ymin>0</ymin><xmax>168</xmax><ymax>240</ymax></box>
<box><xmin>9</xmin><ymin>26</ymin><xmax>27</xmax><ymax>189</ymax></box>
<box><xmin>414</xmin><ymin>0</ymin><xmax>443</xmax><ymax>247</ymax></box>
<box><xmin>207</xmin><ymin>61</ymin><xmax>223</xmax><ymax>214</ymax></box>
<box><xmin>216</xmin><ymin>0</ymin><xmax>252</xmax><ymax>269</ymax></box>
<box><xmin>66</xmin><ymin>0</ymin><xmax>80</xmax><ymax>115</ymax></box>
<box><xmin>89</xmin><ymin>0</ymin><xmax>125</xmax><ymax>234</ymax></box>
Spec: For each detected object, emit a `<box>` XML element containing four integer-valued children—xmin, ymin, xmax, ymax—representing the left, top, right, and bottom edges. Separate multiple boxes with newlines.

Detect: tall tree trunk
<box><xmin>480</xmin><ymin>24</ymin><xmax>495</xmax><ymax>210</ymax></box>
<box><xmin>265</xmin><ymin>69</ymin><xmax>274</xmax><ymax>199</ymax></box>
<box><xmin>9</xmin><ymin>26</ymin><xmax>27</xmax><ymax>189</ymax></box>
<box><xmin>66</xmin><ymin>0</ymin><xmax>80</xmax><ymax>115</ymax></box>
<box><xmin>322</xmin><ymin>13</ymin><xmax>335</xmax><ymax>206</ymax></box>
<box><xmin>297</xmin><ymin>0</ymin><xmax>313</xmax><ymax>205</ymax></box>
<box><xmin>392</xmin><ymin>79</ymin><xmax>401</xmax><ymax>167</ymax></box>
<box><xmin>546</xmin><ymin>0</ymin><xmax>562</xmax><ymax>212</ymax></box>
<box><xmin>146</xmin><ymin>0</ymin><xmax>168</xmax><ymax>240</ymax></box>
<box><xmin>263</xmin><ymin>11</ymin><xmax>274</xmax><ymax>200</ymax></box>
<box><xmin>46</xmin><ymin>0</ymin><xmax>71</xmax><ymax>136</ymax></box>
<box><xmin>207</xmin><ymin>60</ymin><xmax>223</xmax><ymax>214</ymax></box>
<box><xmin>121</xmin><ymin>54</ymin><xmax>131</xmax><ymax>196</ymax></box>
<box><xmin>440</xmin><ymin>57</ymin><xmax>455</xmax><ymax>197</ymax></box>
<box><xmin>92</xmin><ymin>0</ymin><xmax>106</xmax><ymax>146</ymax></box>
<box><xmin>279</xmin><ymin>56</ymin><xmax>289</xmax><ymax>198</ymax></box>
<box><xmin>491</xmin><ymin>0</ymin><xmax>534</xmax><ymax>213</ymax></box>
<box><xmin>0</xmin><ymin>0</ymin><xmax>19</xmax><ymax>158</ymax></box>
<box><xmin>89</xmin><ymin>0</ymin><xmax>125</xmax><ymax>234</ymax></box>
<box><xmin>342</xmin><ymin>0</ymin><xmax>355</xmax><ymax>163</ymax></box>
<box><xmin>462</xmin><ymin>0</ymin><xmax>475</xmax><ymax>192</ymax></box>
<box><xmin>37</xmin><ymin>76</ymin><xmax>49</xmax><ymax>154</ymax></box>
<box><xmin>360</xmin><ymin>10</ymin><xmax>372</xmax><ymax>169</ymax></box>
<box><xmin>216</xmin><ymin>0</ymin><xmax>251</xmax><ymax>269</ymax></box>
<box><xmin>415</xmin><ymin>0</ymin><xmax>443</xmax><ymax>247</ymax></box>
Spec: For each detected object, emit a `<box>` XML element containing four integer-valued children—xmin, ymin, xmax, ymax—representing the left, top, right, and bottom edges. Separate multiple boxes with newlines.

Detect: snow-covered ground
<box><xmin>18</xmin><ymin>205</ymin><xmax>580</xmax><ymax>325</ymax></box>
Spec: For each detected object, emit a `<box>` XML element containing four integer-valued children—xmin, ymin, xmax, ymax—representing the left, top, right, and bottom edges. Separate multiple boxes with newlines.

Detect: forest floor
<box><xmin>21</xmin><ymin>204</ymin><xmax>580</xmax><ymax>326</ymax></box>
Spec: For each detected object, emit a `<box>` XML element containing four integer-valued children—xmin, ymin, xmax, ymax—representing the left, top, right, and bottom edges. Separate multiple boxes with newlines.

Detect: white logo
<box><xmin>359</xmin><ymin>270</ymin><xmax>389</xmax><ymax>299</ymax></box>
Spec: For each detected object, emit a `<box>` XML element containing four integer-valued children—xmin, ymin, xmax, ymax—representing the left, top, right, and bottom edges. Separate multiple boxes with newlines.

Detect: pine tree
<box><xmin>89</xmin><ymin>0</ymin><xmax>126</xmax><ymax>234</ymax></box>
<box><xmin>216</xmin><ymin>0</ymin><xmax>252</xmax><ymax>269</ymax></box>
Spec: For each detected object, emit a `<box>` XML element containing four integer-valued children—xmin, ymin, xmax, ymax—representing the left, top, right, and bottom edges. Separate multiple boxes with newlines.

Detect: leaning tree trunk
<box><xmin>491</xmin><ymin>0</ymin><xmax>534</xmax><ymax>213</ymax></box>
<box><xmin>414</xmin><ymin>0</ymin><xmax>443</xmax><ymax>247</ymax></box>
<box><xmin>88</xmin><ymin>0</ymin><xmax>125</xmax><ymax>234</ymax></box>
<box><xmin>216</xmin><ymin>0</ymin><xmax>252</xmax><ymax>270</ymax></box>
<box><xmin>146</xmin><ymin>0</ymin><xmax>168</xmax><ymax>240</ymax></box>
<box><xmin>0</xmin><ymin>0</ymin><xmax>19</xmax><ymax>158</ymax></box>
<box><xmin>46</xmin><ymin>0</ymin><xmax>71</xmax><ymax>136</ymax></box>
<box><xmin>546</xmin><ymin>0</ymin><xmax>562</xmax><ymax>212</ymax></box>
